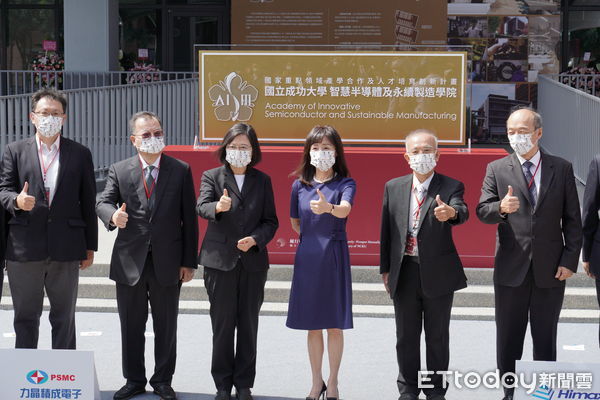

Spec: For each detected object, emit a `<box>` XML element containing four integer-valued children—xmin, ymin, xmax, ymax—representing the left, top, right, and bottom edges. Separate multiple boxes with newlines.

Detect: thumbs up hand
<box><xmin>434</xmin><ymin>194</ymin><xmax>457</xmax><ymax>222</ymax></box>
<box><xmin>216</xmin><ymin>188</ymin><xmax>232</xmax><ymax>213</ymax></box>
<box><xmin>16</xmin><ymin>181</ymin><xmax>35</xmax><ymax>211</ymax></box>
<box><xmin>310</xmin><ymin>188</ymin><xmax>332</xmax><ymax>215</ymax></box>
<box><xmin>111</xmin><ymin>203</ymin><xmax>128</xmax><ymax>229</ymax></box>
<box><xmin>500</xmin><ymin>185</ymin><xmax>520</xmax><ymax>214</ymax></box>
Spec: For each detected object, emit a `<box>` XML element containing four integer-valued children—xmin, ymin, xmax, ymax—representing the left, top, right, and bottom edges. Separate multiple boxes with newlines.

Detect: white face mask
<box><xmin>508</xmin><ymin>133</ymin><xmax>535</xmax><ymax>155</ymax></box>
<box><xmin>310</xmin><ymin>150</ymin><xmax>336</xmax><ymax>172</ymax></box>
<box><xmin>226</xmin><ymin>149</ymin><xmax>252</xmax><ymax>168</ymax></box>
<box><xmin>35</xmin><ymin>115</ymin><xmax>63</xmax><ymax>138</ymax></box>
<box><xmin>137</xmin><ymin>136</ymin><xmax>165</xmax><ymax>154</ymax></box>
<box><xmin>409</xmin><ymin>153</ymin><xmax>437</xmax><ymax>175</ymax></box>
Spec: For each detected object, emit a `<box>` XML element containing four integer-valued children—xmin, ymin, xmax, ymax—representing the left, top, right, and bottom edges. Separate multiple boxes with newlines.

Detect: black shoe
<box><xmin>113</xmin><ymin>383</ymin><xmax>146</xmax><ymax>400</ymax></box>
<box><xmin>236</xmin><ymin>388</ymin><xmax>253</xmax><ymax>400</ymax></box>
<box><xmin>426</xmin><ymin>395</ymin><xmax>446</xmax><ymax>400</ymax></box>
<box><xmin>502</xmin><ymin>396</ymin><xmax>513</xmax><ymax>400</ymax></box>
<box><xmin>216</xmin><ymin>390</ymin><xmax>232</xmax><ymax>400</ymax></box>
<box><xmin>306</xmin><ymin>381</ymin><xmax>327</xmax><ymax>400</ymax></box>
<box><xmin>153</xmin><ymin>384</ymin><xmax>177</xmax><ymax>400</ymax></box>
<box><xmin>399</xmin><ymin>394</ymin><xmax>419</xmax><ymax>400</ymax></box>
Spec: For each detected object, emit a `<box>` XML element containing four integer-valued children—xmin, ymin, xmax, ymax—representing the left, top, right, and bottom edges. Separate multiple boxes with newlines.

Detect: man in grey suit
<box><xmin>380</xmin><ymin>129</ymin><xmax>469</xmax><ymax>400</ymax></box>
<box><xmin>476</xmin><ymin>107</ymin><xmax>582</xmax><ymax>400</ymax></box>
<box><xmin>96</xmin><ymin>111</ymin><xmax>198</xmax><ymax>400</ymax></box>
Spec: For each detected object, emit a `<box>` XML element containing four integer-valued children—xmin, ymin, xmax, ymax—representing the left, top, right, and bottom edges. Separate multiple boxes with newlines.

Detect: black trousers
<box><xmin>495</xmin><ymin>268</ymin><xmax>565</xmax><ymax>396</ymax></box>
<box><xmin>393</xmin><ymin>257</ymin><xmax>454</xmax><ymax>397</ymax></box>
<box><xmin>115</xmin><ymin>254</ymin><xmax>181</xmax><ymax>387</ymax></box>
<box><xmin>204</xmin><ymin>261</ymin><xmax>267</xmax><ymax>393</ymax></box>
<box><xmin>7</xmin><ymin>259</ymin><xmax>79</xmax><ymax>349</ymax></box>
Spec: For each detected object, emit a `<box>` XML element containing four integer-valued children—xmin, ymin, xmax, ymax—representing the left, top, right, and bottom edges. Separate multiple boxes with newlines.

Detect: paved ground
<box><xmin>1</xmin><ymin>311</ymin><xmax>599</xmax><ymax>400</ymax></box>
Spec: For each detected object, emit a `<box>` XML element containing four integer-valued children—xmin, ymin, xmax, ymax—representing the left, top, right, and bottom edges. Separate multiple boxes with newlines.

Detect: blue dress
<box><xmin>286</xmin><ymin>176</ymin><xmax>356</xmax><ymax>330</ymax></box>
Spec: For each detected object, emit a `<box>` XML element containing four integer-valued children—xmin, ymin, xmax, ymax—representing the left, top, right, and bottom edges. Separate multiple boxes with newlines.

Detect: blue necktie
<box><xmin>522</xmin><ymin>160</ymin><xmax>537</xmax><ymax>208</ymax></box>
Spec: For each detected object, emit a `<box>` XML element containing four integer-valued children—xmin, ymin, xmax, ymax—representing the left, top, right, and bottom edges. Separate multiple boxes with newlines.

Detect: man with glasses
<box><xmin>96</xmin><ymin>111</ymin><xmax>198</xmax><ymax>400</ymax></box>
<box><xmin>477</xmin><ymin>107</ymin><xmax>582</xmax><ymax>400</ymax></box>
<box><xmin>0</xmin><ymin>88</ymin><xmax>97</xmax><ymax>349</ymax></box>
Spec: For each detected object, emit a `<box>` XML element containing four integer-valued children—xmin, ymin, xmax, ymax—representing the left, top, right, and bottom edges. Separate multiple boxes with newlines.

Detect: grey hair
<box><xmin>509</xmin><ymin>106</ymin><xmax>543</xmax><ymax>130</ymax></box>
<box><xmin>128</xmin><ymin>111</ymin><xmax>162</xmax><ymax>134</ymax></box>
<box><xmin>405</xmin><ymin>129</ymin><xmax>439</xmax><ymax>149</ymax></box>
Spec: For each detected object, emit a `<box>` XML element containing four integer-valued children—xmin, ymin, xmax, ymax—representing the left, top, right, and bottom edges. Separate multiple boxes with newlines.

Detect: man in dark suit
<box><xmin>96</xmin><ymin>111</ymin><xmax>198</xmax><ymax>400</ymax></box>
<box><xmin>0</xmin><ymin>88</ymin><xmax>97</xmax><ymax>349</ymax></box>
<box><xmin>0</xmin><ymin>207</ymin><xmax>7</xmax><ymax>303</ymax></box>
<box><xmin>380</xmin><ymin>129</ymin><xmax>468</xmax><ymax>400</ymax></box>
<box><xmin>476</xmin><ymin>107</ymin><xmax>582</xmax><ymax>400</ymax></box>
<box><xmin>581</xmin><ymin>154</ymin><xmax>600</xmax><ymax>347</ymax></box>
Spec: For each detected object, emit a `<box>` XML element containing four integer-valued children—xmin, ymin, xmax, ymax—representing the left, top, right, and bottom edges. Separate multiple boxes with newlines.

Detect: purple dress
<box><xmin>286</xmin><ymin>176</ymin><xmax>356</xmax><ymax>330</ymax></box>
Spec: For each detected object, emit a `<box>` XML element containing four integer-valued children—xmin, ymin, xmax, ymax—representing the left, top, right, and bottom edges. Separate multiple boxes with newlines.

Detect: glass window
<box><xmin>166</xmin><ymin>0</ymin><xmax>225</xmax><ymax>4</ymax></box>
<box><xmin>119</xmin><ymin>8</ymin><xmax>161</xmax><ymax>70</ymax></box>
<box><xmin>7</xmin><ymin>8</ymin><xmax>57</xmax><ymax>70</ymax></box>
<box><xmin>119</xmin><ymin>0</ymin><xmax>159</xmax><ymax>4</ymax></box>
<box><xmin>170</xmin><ymin>15</ymin><xmax>218</xmax><ymax>71</ymax></box>
<box><xmin>8</xmin><ymin>0</ymin><xmax>56</xmax><ymax>4</ymax></box>
<box><xmin>568</xmin><ymin>11</ymin><xmax>600</xmax><ymax>69</ymax></box>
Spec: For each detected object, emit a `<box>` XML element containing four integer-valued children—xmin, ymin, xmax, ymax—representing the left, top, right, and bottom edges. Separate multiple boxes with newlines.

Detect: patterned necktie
<box><xmin>145</xmin><ymin>165</ymin><xmax>156</xmax><ymax>210</ymax></box>
<box><xmin>522</xmin><ymin>160</ymin><xmax>537</xmax><ymax>208</ymax></box>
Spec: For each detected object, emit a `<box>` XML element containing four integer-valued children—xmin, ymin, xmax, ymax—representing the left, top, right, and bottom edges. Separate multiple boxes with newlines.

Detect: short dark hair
<box><xmin>128</xmin><ymin>111</ymin><xmax>162</xmax><ymax>134</ymax></box>
<box><xmin>31</xmin><ymin>88</ymin><xmax>67</xmax><ymax>113</ymax></box>
<box><xmin>293</xmin><ymin>125</ymin><xmax>350</xmax><ymax>186</ymax></box>
<box><xmin>216</xmin><ymin>123</ymin><xmax>262</xmax><ymax>167</ymax></box>
<box><xmin>509</xmin><ymin>105</ymin><xmax>543</xmax><ymax>130</ymax></box>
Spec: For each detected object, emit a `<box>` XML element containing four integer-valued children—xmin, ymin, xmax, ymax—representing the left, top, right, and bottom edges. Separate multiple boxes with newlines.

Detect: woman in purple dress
<box><xmin>286</xmin><ymin>125</ymin><xmax>356</xmax><ymax>400</ymax></box>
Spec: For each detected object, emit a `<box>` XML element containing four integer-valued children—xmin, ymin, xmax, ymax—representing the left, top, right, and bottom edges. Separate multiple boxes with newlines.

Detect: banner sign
<box><xmin>515</xmin><ymin>360</ymin><xmax>600</xmax><ymax>400</ymax></box>
<box><xmin>199</xmin><ymin>51</ymin><xmax>467</xmax><ymax>144</ymax></box>
<box><xmin>0</xmin><ymin>349</ymin><xmax>100</xmax><ymax>400</ymax></box>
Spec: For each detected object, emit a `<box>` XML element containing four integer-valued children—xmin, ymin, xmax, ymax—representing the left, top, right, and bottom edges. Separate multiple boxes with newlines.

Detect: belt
<box><xmin>403</xmin><ymin>255</ymin><xmax>419</xmax><ymax>264</ymax></box>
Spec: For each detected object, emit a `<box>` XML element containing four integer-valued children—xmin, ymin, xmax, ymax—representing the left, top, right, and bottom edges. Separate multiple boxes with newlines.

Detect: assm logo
<box><xmin>26</xmin><ymin>370</ymin><xmax>48</xmax><ymax>385</ymax></box>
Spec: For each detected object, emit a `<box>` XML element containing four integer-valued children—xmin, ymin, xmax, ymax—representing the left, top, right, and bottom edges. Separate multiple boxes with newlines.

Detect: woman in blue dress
<box><xmin>287</xmin><ymin>125</ymin><xmax>356</xmax><ymax>400</ymax></box>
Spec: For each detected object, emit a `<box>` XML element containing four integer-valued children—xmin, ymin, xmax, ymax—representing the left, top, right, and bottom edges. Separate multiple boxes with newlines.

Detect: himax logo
<box><xmin>532</xmin><ymin>385</ymin><xmax>554</xmax><ymax>399</ymax></box>
<box><xmin>26</xmin><ymin>370</ymin><xmax>48</xmax><ymax>385</ymax></box>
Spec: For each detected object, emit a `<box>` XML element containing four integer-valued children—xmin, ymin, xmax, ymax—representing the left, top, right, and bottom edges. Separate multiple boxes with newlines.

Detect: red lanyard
<box><xmin>139</xmin><ymin>158</ymin><xmax>159</xmax><ymax>199</ymax></box>
<box><xmin>411</xmin><ymin>183</ymin><xmax>427</xmax><ymax>222</ymax></box>
<box><xmin>527</xmin><ymin>160</ymin><xmax>541</xmax><ymax>189</ymax></box>
<box><xmin>39</xmin><ymin>139</ymin><xmax>60</xmax><ymax>182</ymax></box>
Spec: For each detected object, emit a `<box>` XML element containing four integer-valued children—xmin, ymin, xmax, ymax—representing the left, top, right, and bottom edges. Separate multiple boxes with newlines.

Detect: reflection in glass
<box><xmin>7</xmin><ymin>9</ymin><xmax>57</xmax><ymax>70</ymax></box>
<box><xmin>119</xmin><ymin>8</ymin><xmax>161</xmax><ymax>70</ymax></box>
<box><xmin>568</xmin><ymin>11</ymin><xmax>600</xmax><ymax>69</ymax></box>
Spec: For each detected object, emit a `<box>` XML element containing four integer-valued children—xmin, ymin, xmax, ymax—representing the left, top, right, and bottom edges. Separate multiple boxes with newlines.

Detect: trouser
<box><xmin>393</xmin><ymin>257</ymin><xmax>454</xmax><ymax>397</ymax></box>
<box><xmin>116</xmin><ymin>255</ymin><xmax>181</xmax><ymax>387</ymax></box>
<box><xmin>7</xmin><ymin>259</ymin><xmax>79</xmax><ymax>349</ymax></box>
<box><xmin>204</xmin><ymin>261</ymin><xmax>268</xmax><ymax>392</ymax></box>
<box><xmin>495</xmin><ymin>268</ymin><xmax>565</xmax><ymax>397</ymax></box>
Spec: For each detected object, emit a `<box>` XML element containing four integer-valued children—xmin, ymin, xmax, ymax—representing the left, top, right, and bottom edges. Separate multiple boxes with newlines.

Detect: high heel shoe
<box><xmin>326</xmin><ymin>387</ymin><xmax>339</xmax><ymax>400</ymax></box>
<box><xmin>305</xmin><ymin>381</ymin><xmax>327</xmax><ymax>400</ymax></box>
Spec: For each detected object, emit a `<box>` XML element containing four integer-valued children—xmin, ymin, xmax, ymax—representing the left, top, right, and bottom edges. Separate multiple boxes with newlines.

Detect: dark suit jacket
<box><xmin>0</xmin><ymin>136</ymin><xmax>98</xmax><ymax>261</ymax></box>
<box><xmin>380</xmin><ymin>172</ymin><xmax>469</xmax><ymax>299</ymax></box>
<box><xmin>96</xmin><ymin>154</ymin><xmax>198</xmax><ymax>286</ymax></box>
<box><xmin>197</xmin><ymin>165</ymin><xmax>278</xmax><ymax>271</ymax></box>
<box><xmin>582</xmin><ymin>154</ymin><xmax>600</xmax><ymax>275</ymax></box>
<box><xmin>476</xmin><ymin>151</ymin><xmax>582</xmax><ymax>288</ymax></box>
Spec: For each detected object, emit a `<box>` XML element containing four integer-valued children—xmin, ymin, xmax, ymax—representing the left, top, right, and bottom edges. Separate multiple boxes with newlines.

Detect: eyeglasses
<box><xmin>134</xmin><ymin>130</ymin><xmax>164</xmax><ymax>139</ymax></box>
<box><xmin>227</xmin><ymin>145</ymin><xmax>251</xmax><ymax>151</ymax></box>
<box><xmin>34</xmin><ymin>112</ymin><xmax>64</xmax><ymax>118</ymax></box>
<box><xmin>507</xmin><ymin>130</ymin><xmax>535</xmax><ymax>135</ymax></box>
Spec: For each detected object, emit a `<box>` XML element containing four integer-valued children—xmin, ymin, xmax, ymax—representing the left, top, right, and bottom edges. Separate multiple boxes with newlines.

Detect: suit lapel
<box><xmin>535</xmin><ymin>152</ymin><xmax>554</xmax><ymax>211</ymax></box>
<box><xmin>241</xmin><ymin>168</ymin><xmax>256</xmax><ymax>199</ymax></box>
<box><xmin>150</xmin><ymin>154</ymin><xmax>172</xmax><ymax>219</ymax></box>
<box><xmin>27</xmin><ymin>137</ymin><xmax>45</xmax><ymax>196</ymax></box>
<box><xmin>420</xmin><ymin>173</ymin><xmax>441</xmax><ymax>222</ymax></box>
<box><xmin>508</xmin><ymin>153</ymin><xmax>532</xmax><ymax>209</ymax></box>
<box><xmin>54</xmin><ymin>136</ymin><xmax>71</xmax><ymax>193</ymax></box>
<box><xmin>224</xmin><ymin>166</ymin><xmax>242</xmax><ymax>201</ymax></box>
<box><xmin>129</xmin><ymin>156</ymin><xmax>149</xmax><ymax>213</ymax></box>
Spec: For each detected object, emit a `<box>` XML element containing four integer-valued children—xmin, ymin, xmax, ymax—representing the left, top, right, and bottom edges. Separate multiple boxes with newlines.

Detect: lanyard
<box><xmin>411</xmin><ymin>183</ymin><xmax>427</xmax><ymax>229</ymax></box>
<box><xmin>139</xmin><ymin>158</ymin><xmax>159</xmax><ymax>199</ymax></box>
<box><xmin>527</xmin><ymin>160</ymin><xmax>541</xmax><ymax>189</ymax></box>
<box><xmin>39</xmin><ymin>139</ymin><xmax>60</xmax><ymax>182</ymax></box>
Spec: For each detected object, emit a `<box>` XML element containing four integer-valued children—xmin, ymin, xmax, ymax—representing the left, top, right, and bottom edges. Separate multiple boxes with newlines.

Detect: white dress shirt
<box><xmin>516</xmin><ymin>150</ymin><xmax>541</xmax><ymax>198</ymax></box>
<box><xmin>405</xmin><ymin>173</ymin><xmax>434</xmax><ymax>256</ymax></box>
<box><xmin>234</xmin><ymin>174</ymin><xmax>245</xmax><ymax>191</ymax></box>
<box><xmin>37</xmin><ymin>135</ymin><xmax>60</xmax><ymax>204</ymax></box>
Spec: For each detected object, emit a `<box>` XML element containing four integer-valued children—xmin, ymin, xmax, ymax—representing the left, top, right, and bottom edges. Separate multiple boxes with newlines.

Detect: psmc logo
<box><xmin>26</xmin><ymin>370</ymin><xmax>76</xmax><ymax>385</ymax></box>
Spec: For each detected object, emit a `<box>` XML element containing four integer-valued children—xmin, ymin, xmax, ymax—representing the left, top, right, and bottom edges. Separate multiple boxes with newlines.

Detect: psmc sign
<box><xmin>0</xmin><ymin>349</ymin><xmax>100</xmax><ymax>400</ymax></box>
